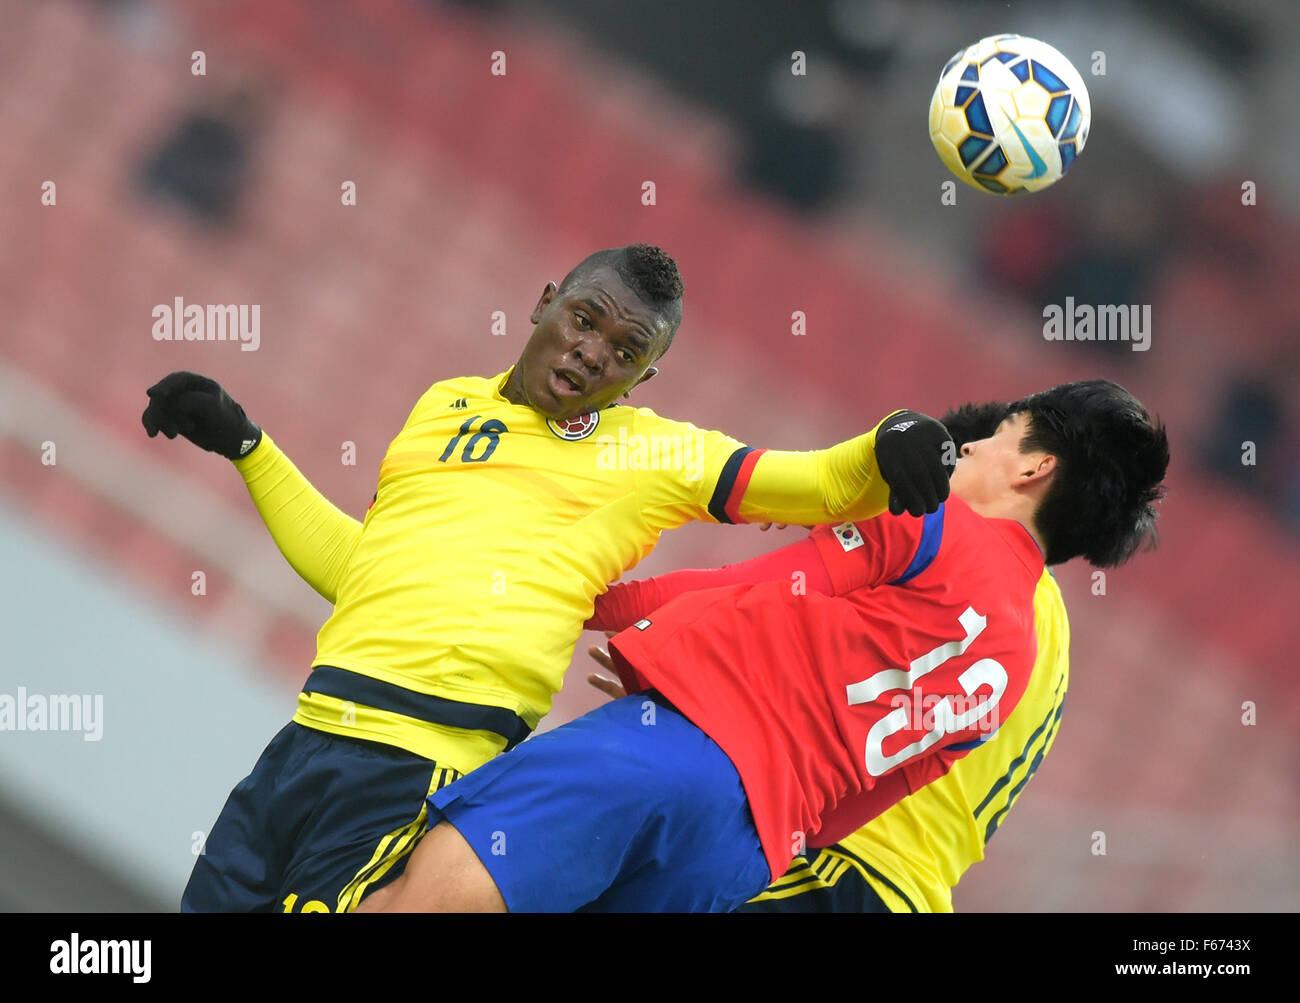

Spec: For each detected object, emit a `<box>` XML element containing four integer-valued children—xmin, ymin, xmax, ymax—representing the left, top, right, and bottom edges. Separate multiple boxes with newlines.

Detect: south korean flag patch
<box><xmin>832</xmin><ymin>521</ymin><xmax>865</xmax><ymax>553</ymax></box>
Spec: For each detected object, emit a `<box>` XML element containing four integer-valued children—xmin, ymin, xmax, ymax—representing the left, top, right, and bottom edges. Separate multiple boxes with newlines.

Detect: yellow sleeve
<box><xmin>629</xmin><ymin>410</ymin><xmax>751</xmax><ymax>530</ymax></box>
<box><xmin>232</xmin><ymin>432</ymin><xmax>364</xmax><ymax>604</ymax></box>
<box><xmin>735</xmin><ymin>411</ymin><xmax>901</xmax><ymax>525</ymax></box>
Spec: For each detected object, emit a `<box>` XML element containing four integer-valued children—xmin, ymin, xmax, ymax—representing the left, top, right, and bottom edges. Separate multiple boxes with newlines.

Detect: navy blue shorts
<box><xmin>736</xmin><ymin>847</ymin><xmax>904</xmax><ymax>913</ymax></box>
<box><xmin>426</xmin><ymin>692</ymin><xmax>771</xmax><ymax>912</ymax></box>
<box><xmin>182</xmin><ymin>722</ymin><xmax>461</xmax><ymax>913</ymax></box>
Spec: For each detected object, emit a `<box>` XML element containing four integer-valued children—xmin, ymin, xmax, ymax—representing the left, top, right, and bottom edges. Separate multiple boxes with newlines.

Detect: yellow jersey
<box><xmin>235</xmin><ymin>369</ymin><xmax>901</xmax><ymax>775</ymax></box>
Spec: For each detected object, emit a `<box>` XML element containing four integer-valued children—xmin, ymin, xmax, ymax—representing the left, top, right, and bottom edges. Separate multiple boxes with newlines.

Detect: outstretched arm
<box><xmin>143</xmin><ymin>371</ymin><xmax>363</xmax><ymax>603</ymax></box>
<box><xmin>733</xmin><ymin>410</ymin><xmax>953</xmax><ymax>526</ymax></box>
<box><xmin>599</xmin><ymin>403</ymin><xmax>973</xmax><ymax>631</ymax></box>
<box><xmin>233</xmin><ymin>434</ymin><xmax>363</xmax><ymax>604</ymax></box>
<box><xmin>588</xmin><ymin>531</ymin><xmax>834</xmax><ymax>632</ymax></box>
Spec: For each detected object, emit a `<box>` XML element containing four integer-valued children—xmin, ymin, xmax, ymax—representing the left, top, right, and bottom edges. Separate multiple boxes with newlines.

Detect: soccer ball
<box><xmin>928</xmin><ymin>34</ymin><xmax>1090</xmax><ymax>195</ymax></box>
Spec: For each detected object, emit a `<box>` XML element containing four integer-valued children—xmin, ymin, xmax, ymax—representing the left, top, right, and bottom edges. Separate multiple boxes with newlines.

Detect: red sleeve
<box><xmin>586</xmin><ymin>532</ymin><xmax>836</xmax><ymax>633</ymax></box>
<box><xmin>593</xmin><ymin>507</ymin><xmax>942</xmax><ymax>633</ymax></box>
<box><xmin>809</xmin><ymin>506</ymin><xmax>944</xmax><ymax>595</ymax></box>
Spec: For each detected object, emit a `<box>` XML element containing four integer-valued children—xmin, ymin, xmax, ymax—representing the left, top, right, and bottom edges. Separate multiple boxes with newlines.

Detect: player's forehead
<box><xmin>985</xmin><ymin>411</ymin><xmax>1028</xmax><ymax>445</ymax></box>
<box><xmin>561</xmin><ymin>267</ymin><xmax>667</xmax><ymax>341</ymax></box>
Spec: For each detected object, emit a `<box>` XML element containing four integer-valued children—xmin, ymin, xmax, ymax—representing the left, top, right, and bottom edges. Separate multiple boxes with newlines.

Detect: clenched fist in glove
<box><xmin>874</xmin><ymin>410</ymin><xmax>955</xmax><ymax>517</ymax></box>
<box><xmin>141</xmin><ymin>372</ymin><xmax>262</xmax><ymax>460</ymax></box>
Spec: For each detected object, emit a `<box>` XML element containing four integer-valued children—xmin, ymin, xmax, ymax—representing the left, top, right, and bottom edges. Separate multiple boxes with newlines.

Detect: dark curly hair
<box><xmin>558</xmin><ymin>244</ymin><xmax>684</xmax><ymax>356</ymax></box>
<box><xmin>1007</xmin><ymin>380</ymin><xmax>1169</xmax><ymax>568</ymax></box>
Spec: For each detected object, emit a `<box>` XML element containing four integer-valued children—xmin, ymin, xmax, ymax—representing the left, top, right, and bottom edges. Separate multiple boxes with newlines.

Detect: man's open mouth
<box><xmin>550</xmin><ymin>369</ymin><xmax>586</xmax><ymax>398</ymax></box>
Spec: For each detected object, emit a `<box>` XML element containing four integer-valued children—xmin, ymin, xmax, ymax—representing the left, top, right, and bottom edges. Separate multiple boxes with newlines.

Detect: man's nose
<box><xmin>961</xmin><ymin>442</ymin><xmax>975</xmax><ymax>457</ymax></box>
<box><xmin>572</xmin><ymin>337</ymin><xmax>602</xmax><ymax>372</ymax></box>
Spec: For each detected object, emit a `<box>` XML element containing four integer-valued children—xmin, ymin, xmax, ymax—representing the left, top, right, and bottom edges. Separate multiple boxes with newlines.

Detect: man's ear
<box><xmin>1020</xmin><ymin>453</ymin><xmax>1057</xmax><ymax>485</ymax></box>
<box><xmin>530</xmin><ymin>282</ymin><xmax>559</xmax><ymax>325</ymax></box>
<box><xmin>626</xmin><ymin>366</ymin><xmax>658</xmax><ymax>397</ymax></box>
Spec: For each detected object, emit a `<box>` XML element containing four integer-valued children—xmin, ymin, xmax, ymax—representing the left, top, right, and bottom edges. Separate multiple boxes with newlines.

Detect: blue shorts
<box><xmin>182</xmin><ymin>722</ymin><xmax>461</xmax><ymax>913</ymax></box>
<box><xmin>426</xmin><ymin>692</ymin><xmax>771</xmax><ymax>912</ymax></box>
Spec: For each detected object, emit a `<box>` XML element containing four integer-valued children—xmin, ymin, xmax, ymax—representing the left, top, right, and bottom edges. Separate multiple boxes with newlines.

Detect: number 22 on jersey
<box><xmin>846</xmin><ymin>607</ymin><xmax>1008</xmax><ymax>777</ymax></box>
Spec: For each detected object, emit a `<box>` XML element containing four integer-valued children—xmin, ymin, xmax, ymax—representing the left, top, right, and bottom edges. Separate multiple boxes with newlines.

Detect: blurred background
<box><xmin>1</xmin><ymin>0</ymin><xmax>1297</xmax><ymax>911</ymax></box>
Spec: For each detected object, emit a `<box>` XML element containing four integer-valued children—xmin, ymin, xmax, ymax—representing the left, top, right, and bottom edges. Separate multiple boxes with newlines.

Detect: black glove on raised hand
<box><xmin>141</xmin><ymin>371</ymin><xmax>262</xmax><ymax>460</ymax></box>
<box><xmin>874</xmin><ymin>410</ymin><xmax>955</xmax><ymax>517</ymax></box>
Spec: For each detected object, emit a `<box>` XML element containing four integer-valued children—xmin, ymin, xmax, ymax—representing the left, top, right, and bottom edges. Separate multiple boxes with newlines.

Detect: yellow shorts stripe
<box><xmin>748</xmin><ymin>849</ymin><xmax>919</xmax><ymax>911</ymax></box>
<box><xmin>335</xmin><ymin>765</ymin><xmax>462</xmax><ymax>913</ymax></box>
<box><xmin>812</xmin><ymin>850</ymin><xmax>844</xmax><ymax>881</ymax></box>
<box><xmin>335</xmin><ymin>818</ymin><xmax>419</xmax><ymax>913</ymax></box>
<box><xmin>826</xmin><ymin>849</ymin><xmax>916</xmax><ymax>913</ymax></box>
<box><xmin>763</xmin><ymin>861</ymin><xmax>818</xmax><ymax>891</ymax></box>
<box><xmin>747</xmin><ymin>850</ymin><xmax>845</xmax><ymax>903</ymax></box>
<box><xmin>338</xmin><ymin>808</ymin><xmax>428</xmax><ymax>912</ymax></box>
<box><xmin>822</xmin><ymin>858</ymin><xmax>852</xmax><ymax>888</ymax></box>
<box><xmin>748</xmin><ymin>876</ymin><xmax>832</xmax><ymax>902</ymax></box>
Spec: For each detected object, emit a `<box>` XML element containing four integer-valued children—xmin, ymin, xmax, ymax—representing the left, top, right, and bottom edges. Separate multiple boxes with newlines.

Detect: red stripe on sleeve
<box><xmin>722</xmin><ymin>447</ymin><xmax>766</xmax><ymax>524</ymax></box>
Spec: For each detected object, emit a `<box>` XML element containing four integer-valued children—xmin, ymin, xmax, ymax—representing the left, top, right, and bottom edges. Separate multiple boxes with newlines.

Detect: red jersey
<box><xmin>607</xmin><ymin>497</ymin><xmax>1044</xmax><ymax>881</ymax></box>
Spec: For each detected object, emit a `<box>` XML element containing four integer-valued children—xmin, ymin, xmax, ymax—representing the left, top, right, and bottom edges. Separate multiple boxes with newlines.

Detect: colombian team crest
<box><xmin>547</xmin><ymin>411</ymin><xmax>600</xmax><ymax>440</ymax></box>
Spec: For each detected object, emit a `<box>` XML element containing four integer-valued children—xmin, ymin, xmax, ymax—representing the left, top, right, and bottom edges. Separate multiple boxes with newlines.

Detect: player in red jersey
<box><xmin>582</xmin><ymin>401</ymin><xmax>1069</xmax><ymax>912</ymax></box>
<box><xmin>358</xmin><ymin>379</ymin><xmax>1169</xmax><ymax>912</ymax></box>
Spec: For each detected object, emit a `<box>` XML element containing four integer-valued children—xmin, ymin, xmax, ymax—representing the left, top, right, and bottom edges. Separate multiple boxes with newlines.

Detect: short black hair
<box><xmin>1007</xmin><ymin>380</ymin><xmax>1169</xmax><ymax>568</ymax></box>
<box><xmin>940</xmin><ymin>401</ymin><xmax>1011</xmax><ymax>450</ymax></box>
<box><xmin>558</xmin><ymin>244</ymin><xmax>684</xmax><ymax>357</ymax></box>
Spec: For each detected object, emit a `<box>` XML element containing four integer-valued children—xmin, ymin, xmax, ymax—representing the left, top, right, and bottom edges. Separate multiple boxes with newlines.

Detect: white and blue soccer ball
<box><xmin>929</xmin><ymin>34</ymin><xmax>1090</xmax><ymax>195</ymax></box>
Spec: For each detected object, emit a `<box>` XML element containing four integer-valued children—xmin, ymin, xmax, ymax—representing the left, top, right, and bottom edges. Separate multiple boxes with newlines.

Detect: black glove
<box><xmin>141</xmin><ymin>372</ymin><xmax>262</xmax><ymax>460</ymax></box>
<box><xmin>875</xmin><ymin>410</ymin><xmax>954</xmax><ymax>517</ymax></box>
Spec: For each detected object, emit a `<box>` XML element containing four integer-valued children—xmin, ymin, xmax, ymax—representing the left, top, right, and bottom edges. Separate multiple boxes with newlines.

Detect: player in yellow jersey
<box><xmin>141</xmin><ymin>244</ymin><xmax>955</xmax><ymax>912</ymax></box>
<box><xmin>581</xmin><ymin>403</ymin><xmax>1070</xmax><ymax>912</ymax></box>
